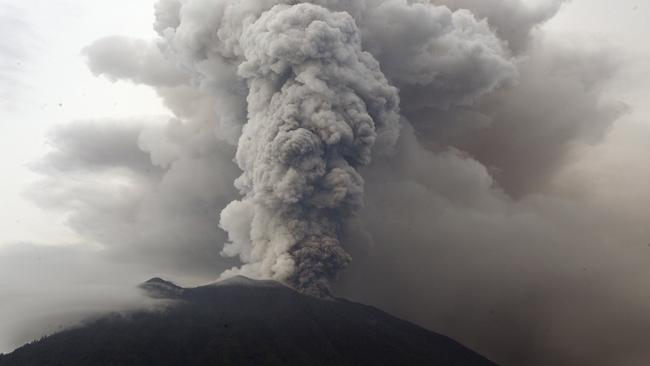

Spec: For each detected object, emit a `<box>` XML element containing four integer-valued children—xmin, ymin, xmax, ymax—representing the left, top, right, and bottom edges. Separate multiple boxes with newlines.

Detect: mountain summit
<box><xmin>0</xmin><ymin>276</ymin><xmax>497</xmax><ymax>366</ymax></box>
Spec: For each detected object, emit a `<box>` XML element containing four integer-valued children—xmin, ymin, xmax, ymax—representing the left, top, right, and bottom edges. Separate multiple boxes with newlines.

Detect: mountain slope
<box><xmin>0</xmin><ymin>276</ymin><xmax>497</xmax><ymax>366</ymax></box>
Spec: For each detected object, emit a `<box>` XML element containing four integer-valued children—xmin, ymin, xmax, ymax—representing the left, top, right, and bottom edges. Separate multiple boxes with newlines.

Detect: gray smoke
<box><xmin>434</xmin><ymin>0</ymin><xmax>566</xmax><ymax>53</ymax></box>
<box><xmin>218</xmin><ymin>4</ymin><xmax>400</xmax><ymax>296</ymax></box>
<box><xmin>149</xmin><ymin>0</ymin><xmax>514</xmax><ymax>295</ymax></box>
<box><xmin>360</xmin><ymin>0</ymin><xmax>517</xmax><ymax>111</ymax></box>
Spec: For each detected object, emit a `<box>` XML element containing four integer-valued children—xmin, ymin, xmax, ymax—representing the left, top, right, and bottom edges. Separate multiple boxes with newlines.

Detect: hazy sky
<box><xmin>2</xmin><ymin>1</ymin><xmax>650</xmax><ymax>365</ymax></box>
<box><xmin>0</xmin><ymin>0</ymin><xmax>165</xmax><ymax>245</ymax></box>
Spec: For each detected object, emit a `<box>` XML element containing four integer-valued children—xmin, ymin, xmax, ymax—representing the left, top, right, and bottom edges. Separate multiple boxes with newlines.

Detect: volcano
<box><xmin>0</xmin><ymin>276</ymin><xmax>497</xmax><ymax>366</ymax></box>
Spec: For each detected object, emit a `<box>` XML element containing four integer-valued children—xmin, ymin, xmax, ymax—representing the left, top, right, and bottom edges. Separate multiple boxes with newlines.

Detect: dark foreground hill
<box><xmin>0</xmin><ymin>276</ymin><xmax>497</xmax><ymax>366</ymax></box>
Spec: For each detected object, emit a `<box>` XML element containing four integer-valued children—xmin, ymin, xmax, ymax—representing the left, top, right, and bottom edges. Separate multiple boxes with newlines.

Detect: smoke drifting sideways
<box><xmin>7</xmin><ymin>0</ymin><xmax>650</xmax><ymax>365</ymax></box>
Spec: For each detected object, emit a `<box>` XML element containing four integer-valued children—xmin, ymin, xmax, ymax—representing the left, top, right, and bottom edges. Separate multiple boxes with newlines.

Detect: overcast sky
<box><xmin>2</xmin><ymin>1</ymin><xmax>650</xmax><ymax>365</ymax></box>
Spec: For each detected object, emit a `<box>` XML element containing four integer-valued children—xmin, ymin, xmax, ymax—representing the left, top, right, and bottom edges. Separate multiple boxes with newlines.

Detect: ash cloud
<box><xmin>215</xmin><ymin>3</ymin><xmax>401</xmax><ymax>296</ymax></box>
<box><xmin>360</xmin><ymin>0</ymin><xmax>517</xmax><ymax>111</ymax></box>
<box><xmin>334</xmin><ymin>120</ymin><xmax>650</xmax><ymax>366</ymax></box>
<box><xmin>434</xmin><ymin>0</ymin><xmax>566</xmax><ymax>53</ymax></box>
<box><xmin>27</xmin><ymin>118</ymin><xmax>241</xmax><ymax>281</ymax></box>
<box><xmin>409</xmin><ymin>36</ymin><xmax>627</xmax><ymax>195</ymax></box>
<box><xmin>82</xmin><ymin>36</ymin><xmax>187</xmax><ymax>87</ymax></box>
<box><xmin>148</xmin><ymin>0</ymin><xmax>515</xmax><ymax>295</ymax></box>
<box><xmin>12</xmin><ymin>0</ymin><xmax>650</xmax><ymax>365</ymax></box>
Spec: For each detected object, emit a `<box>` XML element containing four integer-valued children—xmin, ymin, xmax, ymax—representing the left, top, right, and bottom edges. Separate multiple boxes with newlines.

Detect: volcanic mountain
<box><xmin>0</xmin><ymin>276</ymin><xmax>497</xmax><ymax>366</ymax></box>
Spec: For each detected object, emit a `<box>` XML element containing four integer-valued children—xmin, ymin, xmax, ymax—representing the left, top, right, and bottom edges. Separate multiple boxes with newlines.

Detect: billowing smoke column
<box><xmin>152</xmin><ymin>0</ymin><xmax>515</xmax><ymax>296</ymax></box>
<box><xmin>214</xmin><ymin>4</ymin><xmax>400</xmax><ymax>296</ymax></box>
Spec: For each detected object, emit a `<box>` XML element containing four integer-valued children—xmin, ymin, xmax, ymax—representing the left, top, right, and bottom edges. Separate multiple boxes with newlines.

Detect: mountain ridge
<box><xmin>0</xmin><ymin>276</ymin><xmax>498</xmax><ymax>366</ymax></box>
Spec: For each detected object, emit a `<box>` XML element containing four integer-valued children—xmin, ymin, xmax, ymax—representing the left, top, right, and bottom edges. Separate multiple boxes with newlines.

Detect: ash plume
<box><xmin>215</xmin><ymin>3</ymin><xmax>400</xmax><ymax>296</ymax></box>
<box><xmin>153</xmin><ymin>0</ymin><xmax>512</xmax><ymax>295</ymax></box>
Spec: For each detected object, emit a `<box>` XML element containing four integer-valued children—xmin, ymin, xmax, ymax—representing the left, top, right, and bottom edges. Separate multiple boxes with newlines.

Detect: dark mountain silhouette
<box><xmin>0</xmin><ymin>276</ymin><xmax>497</xmax><ymax>366</ymax></box>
